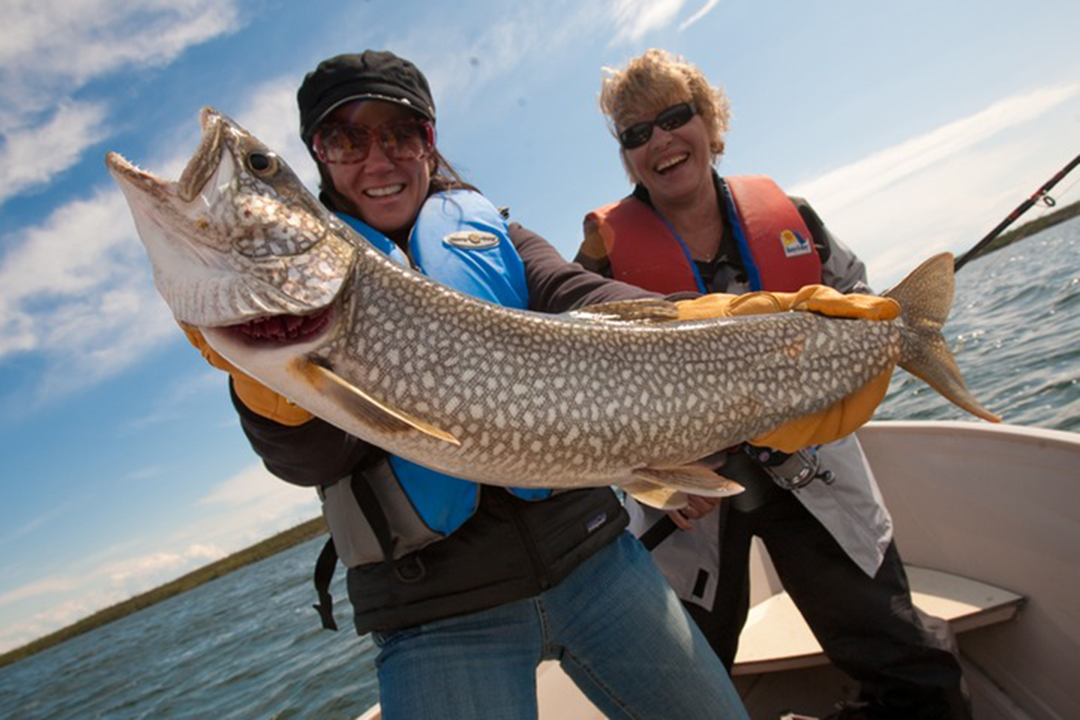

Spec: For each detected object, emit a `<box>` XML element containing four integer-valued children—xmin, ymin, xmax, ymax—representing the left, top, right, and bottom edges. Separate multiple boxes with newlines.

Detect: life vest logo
<box><xmin>780</xmin><ymin>229</ymin><xmax>812</xmax><ymax>258</ymax></box>
<box><xmin>444</xmin><ymin>230</ymin><xmax>500</xmax><ymax>250</ymax></box>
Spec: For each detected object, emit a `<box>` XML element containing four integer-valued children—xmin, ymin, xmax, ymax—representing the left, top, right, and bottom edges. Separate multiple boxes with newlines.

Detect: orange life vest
<box><xmin>584</xmin><ymin>175</ymin><xmax>822</xmax><ymax>293</ymax></box>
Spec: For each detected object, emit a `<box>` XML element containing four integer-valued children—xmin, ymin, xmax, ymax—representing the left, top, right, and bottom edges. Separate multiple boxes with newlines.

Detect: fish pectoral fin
<box><xmin>631</xmin><ymin>465</ymin><xmax>744</xmax><ymax>498</ymax></box>
<box><xmin>290</xmin><ymin>358</ymin><xmax>460</xmax><ymax>446</ymax></box>
<box><xmin>567</xmin><ymin>299</ymin><xmax>681</xmax><ymax>325</ymax></box>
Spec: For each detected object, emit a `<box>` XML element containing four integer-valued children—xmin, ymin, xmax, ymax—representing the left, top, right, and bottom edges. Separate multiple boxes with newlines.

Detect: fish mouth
<box><xmin>177</xmin><ymin>108</ymin><xmax>226</xmax><ymax>202</ymax></box>
<box><xmin>104</xmin><ymin>151</ymin><xmax>166</xmax><ymax>195</ymax></box>
<box><xmin>104</xmin><ymin>107</ymin><xmax>226</xmax><ymax>202</ymax></box>
<box><xmin>224</xmin><ymin>306</ymin><xmax>335</xmax><ymax>346</ymax></box>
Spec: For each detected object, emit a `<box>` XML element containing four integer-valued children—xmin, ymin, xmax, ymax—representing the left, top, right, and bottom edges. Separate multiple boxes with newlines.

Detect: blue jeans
<box><xmin>373</xmin><ymin>532</ymin><xmax>748</xmax><ymax>719</ymax></box>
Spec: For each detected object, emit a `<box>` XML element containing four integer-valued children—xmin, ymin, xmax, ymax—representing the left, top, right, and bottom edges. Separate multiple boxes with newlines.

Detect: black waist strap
<box><xmin>312</xmin><ymin>538</ymin><xmax>339</xmax><ymax>631</ymax></box>
<box><xmin>312</xmin><ymin>460</ymin><xmax>400</xmax><ymax>631</ymax></box>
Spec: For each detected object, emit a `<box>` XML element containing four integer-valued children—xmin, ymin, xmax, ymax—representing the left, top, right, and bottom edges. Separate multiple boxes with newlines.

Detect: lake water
<box><xmin>1</xmin><ymin>219</ymin><xmax>1077</xmax><ymax>719</ymax></box>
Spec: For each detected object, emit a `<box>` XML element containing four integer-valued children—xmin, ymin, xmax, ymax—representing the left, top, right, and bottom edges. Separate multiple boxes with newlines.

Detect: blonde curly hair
<box><xmin>599</xmin><ymin>49</ymin><xmax>731</xmax><ymax>179</ymax></box>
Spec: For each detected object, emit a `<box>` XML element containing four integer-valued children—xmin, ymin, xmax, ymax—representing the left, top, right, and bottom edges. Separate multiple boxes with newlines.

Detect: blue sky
<box><xmin>2</xmin><ymin>0</ymin><xmax>1079</xmax><ymax>654</ymax></box>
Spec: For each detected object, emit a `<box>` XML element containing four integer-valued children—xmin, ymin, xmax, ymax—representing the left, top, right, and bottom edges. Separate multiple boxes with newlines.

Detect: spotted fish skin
<box><xmin>106</xmin><ymin>108</ymin><xmax>994</xmax><ymax>500</ymax></box>
<box><xmin>293</xmin><ymin>263</ymin><xmax>899</xmax><ymax>488</ymax></box>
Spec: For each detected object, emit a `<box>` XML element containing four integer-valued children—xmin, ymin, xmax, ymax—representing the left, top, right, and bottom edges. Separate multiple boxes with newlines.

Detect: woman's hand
<box><xmin>669</xmin><ymin>494</ymin><xmax>725</xmax><ymax>531</ymax></box>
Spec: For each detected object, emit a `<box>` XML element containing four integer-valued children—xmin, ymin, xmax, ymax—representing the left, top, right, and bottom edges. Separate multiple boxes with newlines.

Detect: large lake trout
<box><xmin>106</xmin><ymin>108</ymin><xmax>997</xmax><ymax>506</ymax></box>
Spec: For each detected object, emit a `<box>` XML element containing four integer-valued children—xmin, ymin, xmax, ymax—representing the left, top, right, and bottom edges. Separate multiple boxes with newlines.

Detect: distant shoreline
<box><xmin>0</xmin><ymin>517</ymin><xmax>328</xmax><ymax>669</ymax></box>
<box><xmin>965</xmin><ymin>198</ymin><xmax>1080</xmax><ymax>261</ymax></box>
<box><xmin>4</xmin><ymin>197</ymin><xmax>1077</xmax><ymax>671</ymax></box>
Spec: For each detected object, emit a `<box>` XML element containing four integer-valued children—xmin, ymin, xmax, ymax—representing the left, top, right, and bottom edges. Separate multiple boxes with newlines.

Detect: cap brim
<box><xmin>310</xmin><ymin>93</ymin><xmax>433</xmax><ymax>136</ymax></box>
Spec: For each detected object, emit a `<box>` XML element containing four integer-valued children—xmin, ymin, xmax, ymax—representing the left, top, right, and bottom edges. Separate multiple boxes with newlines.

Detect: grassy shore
<box><xmin>0</xmin><ymin>516</ymin><xmax>328</xmax><ymax>669</ymax></box>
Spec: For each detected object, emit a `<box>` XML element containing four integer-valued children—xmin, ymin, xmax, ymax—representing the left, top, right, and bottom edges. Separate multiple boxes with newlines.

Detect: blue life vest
<box><xmin>336</xmin><ymin>190</ymin><xmax>551</xmax><ymax>539</ymax></box>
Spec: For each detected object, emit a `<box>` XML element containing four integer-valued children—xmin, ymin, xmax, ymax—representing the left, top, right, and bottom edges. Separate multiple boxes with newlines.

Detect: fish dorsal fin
<box><xmin>290</xmin><ymin>358</ymin><xmax>461</xmax><ymax>446</ymax></box>
<box><xmin>630</xmin><ymin>465</ymin><xmax>744</xmax><ymax>498</ymax></box>
<box><xmin>567</xmin><ymin>299</ymin><xmax>681</xmax><ymax>325</ymax></box>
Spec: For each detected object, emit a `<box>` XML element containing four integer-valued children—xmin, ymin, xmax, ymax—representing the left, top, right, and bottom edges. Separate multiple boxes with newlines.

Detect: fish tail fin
<box><xmin>886</xmin><ymin>253</ymin><xmax>1000</xmax><ymax>422</ymax></box>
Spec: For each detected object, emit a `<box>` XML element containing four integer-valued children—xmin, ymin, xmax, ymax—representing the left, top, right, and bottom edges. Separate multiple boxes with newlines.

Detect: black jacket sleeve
<box><xmin>229</xmin><ymin>380</ymin><xmax>377</xmax><ymax>488</ymax></box>
<box><xmin>508</xmin><ymin>222</ymin><xmax>663</xmax><ymax>313</ymax></box>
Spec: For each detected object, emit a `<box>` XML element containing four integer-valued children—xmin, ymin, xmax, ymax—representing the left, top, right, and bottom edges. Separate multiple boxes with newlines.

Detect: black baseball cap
<box><xmin>297</xmin><ymin>50</ymin><xmax>436</xmax><ymax>146</ymax></box>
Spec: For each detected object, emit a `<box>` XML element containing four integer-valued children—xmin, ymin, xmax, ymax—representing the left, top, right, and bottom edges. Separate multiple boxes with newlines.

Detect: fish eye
<box><xmin>246</xmin><ymin>152</ymin><xmax>278</xmax><ymax>176</ymax></box>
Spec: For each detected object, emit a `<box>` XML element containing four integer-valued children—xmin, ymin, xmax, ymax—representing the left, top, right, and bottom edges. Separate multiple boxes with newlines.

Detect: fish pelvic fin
<box><xmin>289</xmin><ymin>358</ymin><xmax>461</xmax><ymax>445</ymax></box>
<box><xmin>886</xmin><ymin>253</ymin><xmax>1000</xmax><ymax>422</ymax></box>
<box><xmin>625</xmin><ymin>485</ymin><xmax>689</xmax><ymax>510</ymax></box>
<box><xmin>625</xmin><ymin>465</ymin><xmax>744</xmax><ymax>509</ymax></box>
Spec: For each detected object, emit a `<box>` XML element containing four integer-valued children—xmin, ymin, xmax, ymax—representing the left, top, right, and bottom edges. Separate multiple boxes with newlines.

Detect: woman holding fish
<box><xmin>575</xmin><ymin>49</ymin><xmax>970</xmax><ymax>720</ymax></box>
<box><xmin>189</xmin><ymin>50</ymin><xmax>750</xmax><ymax>719</ymax></box>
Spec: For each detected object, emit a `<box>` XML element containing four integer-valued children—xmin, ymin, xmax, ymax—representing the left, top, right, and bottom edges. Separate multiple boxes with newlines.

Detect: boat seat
<box><xmin>730</xmin><ymin>565</ymin><xmax>1024</xmax><ymax>676</ymax></box>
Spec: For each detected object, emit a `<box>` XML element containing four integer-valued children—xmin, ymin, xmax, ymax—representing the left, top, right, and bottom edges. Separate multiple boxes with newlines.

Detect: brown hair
<box><xmin>600</xmin><ymin>49</ymin><xmax>731</xmax><ymax>160</ymax></box>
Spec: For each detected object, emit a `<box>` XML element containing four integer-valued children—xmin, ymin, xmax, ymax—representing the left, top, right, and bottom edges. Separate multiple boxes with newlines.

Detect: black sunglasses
<box><xmin>618</xmin><ymin>102</ymin><xmax>697</xmax><ymax>150</ymax></box>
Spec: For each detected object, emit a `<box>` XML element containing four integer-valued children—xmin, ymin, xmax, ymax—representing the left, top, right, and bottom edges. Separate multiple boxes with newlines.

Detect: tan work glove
<box><xmin>180</xmin><ymin>324</ymin><xmax>313</xmax><ymax>426</ymax></box>
<box><xmin>674</xmin><ymin>286</ymin><xmax>899</xmax><ymax>453</ymax></box>
<box><xmin>673</xmin><ymin>285</ymin><xmax>900</xmax><ymax>322</ymax></box>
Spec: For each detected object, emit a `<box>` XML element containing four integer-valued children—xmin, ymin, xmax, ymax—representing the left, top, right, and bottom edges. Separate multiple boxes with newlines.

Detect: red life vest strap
<box><xmin>585</xmin><ymin>199</ymin><xmax>701</xmax><ymax>294</ymax></box>
<box><xmin>724</xmin><ymin>176</ymin><xmax>821</xmax><ymax>292</ymax></box>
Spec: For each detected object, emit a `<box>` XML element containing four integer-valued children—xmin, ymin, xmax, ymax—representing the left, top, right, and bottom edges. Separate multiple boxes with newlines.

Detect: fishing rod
<box><xmin>642</xmin><ymin>151</ymin><xmax>1080</xmax><ymax>552</ymax></box>
<box><xmin>954</xmin><ymin>151</ymin><xmax>1080</xmax><ymax>271</ymax></box>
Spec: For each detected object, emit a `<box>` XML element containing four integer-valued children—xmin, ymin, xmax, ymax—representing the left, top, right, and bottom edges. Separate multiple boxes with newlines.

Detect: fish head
<box><xmin>106</xmin><ymin>107</ymin><xmax>355</xmax><ymax>344</ymax></box>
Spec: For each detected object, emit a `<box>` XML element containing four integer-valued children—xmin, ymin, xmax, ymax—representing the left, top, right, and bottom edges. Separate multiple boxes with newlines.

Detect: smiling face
<box><xmin>621</xmin><ymin>104</ymin><xmax>714</xmax><ymax>208</ymax></box>
<box><xmin>320</xmin><ymin>100</ymin><xmax>432</xmax><ymax>236</ymax></box>
<box><xmin>599</xmin><ymin>49</ymin><xmax>731</xmax><ymax>202</ymax></box>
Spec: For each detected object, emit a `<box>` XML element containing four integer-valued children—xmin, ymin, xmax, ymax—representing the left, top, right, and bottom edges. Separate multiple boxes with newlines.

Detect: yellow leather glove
<box><xmin>674</xmin><ymin>285</ymin><xmax>900</xmax><ymax>321</ymax></box>
<box><xmin>674</xmin><ymin>286</ymin><xmax>900</xmax><ymax>452</ymax></box>
<box><xmin>180</xmin><ymin>323</ymin><xmax>314</xmax><ymax>426</ymax></box>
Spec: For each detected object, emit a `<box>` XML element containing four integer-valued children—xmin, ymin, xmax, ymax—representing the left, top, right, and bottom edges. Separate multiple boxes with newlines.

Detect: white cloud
<box><xmin>119</xmin><ymin>368</ymin><xmax>228</xmax><ymax>434</ymax></box>
<box><xmin>788</xmin><ymin>84</ymin><xmax>1080</xmax><ymax>288</ymax></box>
<box><xmin>0</xmin><ymin>0</ymin><xmax>242</xmax><ymax>206</ymax></box>
<box><xmin>0</xmin><ymin>541</ymin><xmax>227</xmax><ymax>652</ymax></box>
<box><xmin>1</xmin><ymin>0</ymin><xmax>241</xmax><ymax>106</ymax></box>
<box><xmin>679</xmin><ymin>0</ymin><xmax>720</xmax><ymax>31</ymax></box>
<box><xmin>200</xmin><ymin>463</ymin><xmax>319</xmax><ymax>518</ymax></box>
<box><xmin>0</xmin><ymin>0</ymin><xmax>248</xmax><ymax>383</ymax></box>
<box><xmin>123</xmin><ymin>465</ymin><xmax>167</xmax><ymax>482</ymax></box>
<box><xmin>608</xmin><ymin>0</ymin><xmax>685</xmax><ymax>44</ymax></box>
<box><xmin>0</xmin><ymin>501</ymin><xmax>78</xmax><ymax>546</ymax></box>
<box><xmin>0</xmin><ymin>577</ymin><xmax>81</xmax><ymax>611</ymax></box>
<box><xmin>0</xmin><ymin>101</ymin><xmax>109</xmax><ymax>203</ymax></box>
<box><xmin>106</xmin><ymin>545</ymin><xmax>226</xmax><ymax>585</ymax></box>
<box><xmin>0</xmin><ymin>75</ymin><xmax>322</xmax><ymax>403</ymax></box>
<box><xmin>0</xmin><ymin>186</ymin><xmax>176</xmax><ymax>399</ymax></box>
<box><xmin>790</xmin><ymin>84</ymin><xmax>1080</xmax><ymax>215</ymax></box>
